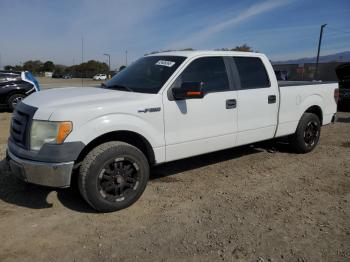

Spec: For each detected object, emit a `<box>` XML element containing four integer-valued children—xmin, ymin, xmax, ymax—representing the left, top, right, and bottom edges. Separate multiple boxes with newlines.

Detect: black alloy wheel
<box><xmin>290</xmin><ymin>112</ymin><xmax>321</xmax><ymax>153</ymax></box>
<box><xmin>303</xmin><ymin>120</ymin><xmax>319</xmax><ymax>148</ymax></box>
<box><xmin>98</xmin><ymin>158</ymin><xmax>140</xmax><ymax>202</ymax></box>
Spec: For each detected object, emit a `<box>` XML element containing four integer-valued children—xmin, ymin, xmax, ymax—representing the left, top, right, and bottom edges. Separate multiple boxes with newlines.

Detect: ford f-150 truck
<box><xmin>6</xmin><ymin>51</ymin><xmax>338</xmax><ymax>212</ymax></box>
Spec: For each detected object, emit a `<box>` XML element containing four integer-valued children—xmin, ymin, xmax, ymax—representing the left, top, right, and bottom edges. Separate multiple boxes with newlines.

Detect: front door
<box><xmin>163</xmin><ymin>56</ymin><xmax>238</xmax><ymax>162</ymax></box>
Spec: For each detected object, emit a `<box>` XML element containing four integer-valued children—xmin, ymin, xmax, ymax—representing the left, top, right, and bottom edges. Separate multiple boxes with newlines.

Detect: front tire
<box><xmin>8</xmin><ymin>93</ymin><xmax>26</xmax><ymax>111</ymax></box>
<box><xmin>290</xmin><ymin>113</ymin><xmax>321</xmax><ymax>153</ymax></box>
<box><xmin>78</xmin><ymin>142</ymin><xmax>149</xmax><ymax>212</ymax></box>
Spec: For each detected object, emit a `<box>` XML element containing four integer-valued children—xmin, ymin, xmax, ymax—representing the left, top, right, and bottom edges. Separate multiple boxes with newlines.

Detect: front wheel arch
<box><xmin>75</xmin><ymin>130</ymin><xmax>156</xmax><ymax>166</ymax></box>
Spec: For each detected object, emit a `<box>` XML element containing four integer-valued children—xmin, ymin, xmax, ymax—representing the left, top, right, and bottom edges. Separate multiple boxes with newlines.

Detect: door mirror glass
<box><xmin>172</xmin><ymin>82</ymin><xmax>205</xmax><ymax>100</ymax></box>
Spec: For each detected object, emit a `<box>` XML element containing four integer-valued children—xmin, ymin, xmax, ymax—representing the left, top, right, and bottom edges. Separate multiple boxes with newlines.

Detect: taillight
<box><xmin>334</xmin><ymin>88</ymin><xmax>339</xmax><ymax>104</ymax></box>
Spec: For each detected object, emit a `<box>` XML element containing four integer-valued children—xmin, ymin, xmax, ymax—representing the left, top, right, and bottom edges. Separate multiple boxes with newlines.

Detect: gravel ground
<box><xmin>0</xmin><ymin>108</ymin><xmax>349</xmax><ymax>262</ymax></box>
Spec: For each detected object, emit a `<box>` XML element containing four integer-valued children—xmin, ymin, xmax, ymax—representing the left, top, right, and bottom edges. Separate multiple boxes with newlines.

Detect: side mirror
<box><xmin>172</xmin><ymin>82</ymin><xmax>205</xmax><ymax>100</ymax></box>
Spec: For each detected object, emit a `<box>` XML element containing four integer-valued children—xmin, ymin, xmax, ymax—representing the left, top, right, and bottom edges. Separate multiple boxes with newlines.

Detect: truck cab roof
<box><xmin>147</xmin><ymin>50</ymin><xmax>265</xmax><ymax>59</ymax></box>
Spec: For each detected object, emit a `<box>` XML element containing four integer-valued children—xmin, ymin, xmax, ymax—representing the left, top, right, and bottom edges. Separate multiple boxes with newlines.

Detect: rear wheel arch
<box><xmin>304</xmin><ymin>105</ymin><xmax>323</xmax><ymax>125</ymax></box>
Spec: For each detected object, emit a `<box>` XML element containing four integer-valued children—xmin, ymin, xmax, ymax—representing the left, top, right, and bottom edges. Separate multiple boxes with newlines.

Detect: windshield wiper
<box><xmin>101</xmin><ymin>83</ymin><xmax>134</xmax><ymax>92</ymax></box>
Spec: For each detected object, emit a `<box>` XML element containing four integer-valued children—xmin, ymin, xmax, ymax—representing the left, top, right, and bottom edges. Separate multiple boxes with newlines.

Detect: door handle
<box><xmin>226</xmin><ymin>99</ymin><xmax>237</xmax><ymax>109</ymax></box>
<box><xmin>268</xmin><ymin>95</ymin><xmax>277</xmax><ymax>104</ymax></box>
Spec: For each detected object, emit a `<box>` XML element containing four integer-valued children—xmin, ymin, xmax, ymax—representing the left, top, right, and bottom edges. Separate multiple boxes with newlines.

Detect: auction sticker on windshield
<box><xmin>156</xmin><ymin>60</ymin><xmax>176</xmax><ymax>67</ymax></box>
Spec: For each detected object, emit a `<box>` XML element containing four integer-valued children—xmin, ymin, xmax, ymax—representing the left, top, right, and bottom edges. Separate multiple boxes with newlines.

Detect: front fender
<box><xmin>65</xmin><ymin>113</ymin><xmax>165</xmax><ymax>149</ymax></box>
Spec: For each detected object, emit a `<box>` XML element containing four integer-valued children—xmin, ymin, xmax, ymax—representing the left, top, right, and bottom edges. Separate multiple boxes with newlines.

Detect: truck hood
<box><xmin>23</xmin><ymin>87</ymin><xmax>156</xmax><ymax>120</ymax></box>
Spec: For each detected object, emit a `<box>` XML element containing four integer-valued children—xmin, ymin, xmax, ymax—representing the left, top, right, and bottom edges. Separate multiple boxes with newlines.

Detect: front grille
<box><xmin>10</xmin><ymin>102</ymin><xmax>37</xmax><ymax>149</ymax></box>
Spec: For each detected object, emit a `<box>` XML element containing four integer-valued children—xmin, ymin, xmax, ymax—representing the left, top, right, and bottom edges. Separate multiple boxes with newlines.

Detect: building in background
<box><xmin>273</xmin><ymin>62</ymin><xmax>347</xmax><ymax>81</ymax></box>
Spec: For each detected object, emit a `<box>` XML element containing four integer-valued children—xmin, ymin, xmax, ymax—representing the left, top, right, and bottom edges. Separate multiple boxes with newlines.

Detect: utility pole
<box><xmin>81</xmin><ymin>37</ymin><xmax>84</xmax><ymax>87</ymax></box>
<box><xmin>103</xmin><ymin>53</ymin><xmax>111</xmax><ymax>72</ymax></box>
<box><xmin>314</xmin><ymin>24</ymin><xmax>327</xmax><ymax>80</ymax></box>
<box><xmin>125</xmin><ymin>50</ymin><xmax>128</xmax><ymax>66</ymax></box>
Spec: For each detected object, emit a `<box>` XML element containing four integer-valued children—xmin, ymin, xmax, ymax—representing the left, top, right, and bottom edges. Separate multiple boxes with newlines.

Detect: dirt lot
<box><xmin>0</xmin><ymin>108</ymin><xmax>349</xmax><ymax>262</ymax></box>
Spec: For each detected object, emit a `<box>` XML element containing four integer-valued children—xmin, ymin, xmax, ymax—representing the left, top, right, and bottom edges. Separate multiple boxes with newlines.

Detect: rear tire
<box><xmin>78</xmin><ymin>142</ymin><xmax>149</xmax><ymax>212</ymax></box>
<box><xmin>8</xmin><ymin>93</ymin><xmax>26</xmax><ymax>111</ymax></box>
<box><xmin>290</xmin><ymin>113</ymin><xmax>321</xmax><ymax>153</ymax></box>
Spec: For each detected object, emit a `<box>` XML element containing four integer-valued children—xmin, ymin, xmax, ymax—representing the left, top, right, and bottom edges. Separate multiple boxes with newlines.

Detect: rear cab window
<box><xmin>233</xmin><ymin>57</ymin><xmax>270</xmax><ymax>89</ymax></box>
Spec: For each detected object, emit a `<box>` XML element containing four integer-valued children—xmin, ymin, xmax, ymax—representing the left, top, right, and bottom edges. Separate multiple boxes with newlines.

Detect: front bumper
<box><xmin>7</xmin><ymin>150</ymin><xmax>74</xmax><ymax>188</ymax></box>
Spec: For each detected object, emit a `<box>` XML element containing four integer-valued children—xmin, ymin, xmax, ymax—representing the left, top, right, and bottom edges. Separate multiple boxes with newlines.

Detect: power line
<box><xmin>327</xmin><ymin>26</ymin><xmax>350</xmax><ymax>35</ymax></box>
<box><xmin>325</xmin><ymin>31</ymin><xmax>350</xmax><ymax>38</ymax></box>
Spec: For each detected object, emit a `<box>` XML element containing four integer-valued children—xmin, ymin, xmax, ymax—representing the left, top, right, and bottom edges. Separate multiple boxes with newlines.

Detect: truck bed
<box><xmin>275</xmin><ymin>82</ymin><xmax>338</xmax><ymax>138</ymax></box>
<box><xmin>278</xmin><ymin>81</ymin><xmax>337</xmax><ymax>87</ymax></box>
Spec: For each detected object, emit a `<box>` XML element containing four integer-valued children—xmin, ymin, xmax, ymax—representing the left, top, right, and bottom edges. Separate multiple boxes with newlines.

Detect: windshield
<box><xmin>103</xmin><ymin>56</ymin><xmax>186</xmax><ymax>94</ymax></box>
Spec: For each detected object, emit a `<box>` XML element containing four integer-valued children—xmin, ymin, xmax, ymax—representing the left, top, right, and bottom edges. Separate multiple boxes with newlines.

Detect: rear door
<box><xmin>163</xmin><ymin>56</ymin><xmax>238</xmax><ymax>161</ymax></box>
<box><xmin>230</xmin><ymin>56</ymin><xmax>279</xmax><ymax>146</ymax></box>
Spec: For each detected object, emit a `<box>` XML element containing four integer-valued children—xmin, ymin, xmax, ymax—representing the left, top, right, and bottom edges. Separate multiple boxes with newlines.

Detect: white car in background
<box><xmin>93</xmin><ymin>74</ymin><xmax>107</xmax><ymax>80</ymax></box>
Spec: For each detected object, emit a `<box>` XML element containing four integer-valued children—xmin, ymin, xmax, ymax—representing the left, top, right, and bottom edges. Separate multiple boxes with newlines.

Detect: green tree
<box><xmin>23</xmin><ymin>60</ymin><xmax>43</xmax><ymax>74</ymax></box>
<box><xmin>216</xmin><ymin>44</ymin><xmax>255</xmax><ymax>52</ymax></box>
<box><xmin>42</xmin><ymin>61</ymin><xmax>55</xmax><ymax>72</ymax></box>
<box><xmin>232</xmin><ymin>44</ymin><xmax>254</xmax><ymax>52</ymax></box>
<box><xmin>54</xmin><ymin>64</ymin><xmax>67</xmax><ymax>74</ymax></box>
<box><xmin>66</xmin><ymin>60</ymin><xmax>109</xmax><ymax>78</ymax></box>
<box><xmin>4</xmin><ymin>65</ymin><xmax>15</xmax><ymax>71</ymax></box>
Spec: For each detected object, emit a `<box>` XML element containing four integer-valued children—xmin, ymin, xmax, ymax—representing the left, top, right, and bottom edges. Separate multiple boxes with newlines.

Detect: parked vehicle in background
<box><xmin>336</xmin><ymin>63</ymin><xmax>350</xmax><ymax>106</ymax></box>
<box><xmin>0</xmin><ymin>71</ymin><xmax>40</xmax><ymax>110</ymax></box>
<box><xmin>274</xmin><ymin>69</ymin><xmax>288</xmax><ymax>81</ymax></box>
<box><xmin>52</xmin><ymin>72</ymin><xmax>64</xmax><ymax>78</ymax></box>
<box><xmin>44</xmin><ymin>72</ymin><xmax>53</xmax><ymax>77</ymax></box>
<box><xmin>6</xmin><ymin>51</ymin><xmax>338</xmax><ymax>212</ymax></box>
<box><xmin>93</xmin><ymin>74</ymin><xmax>107</xmax><ymax>80</ymax></box>
<box><xmin>63</xmin><ymin>73</ymin><xmax>73</xmax><ymax>79</ymax></box>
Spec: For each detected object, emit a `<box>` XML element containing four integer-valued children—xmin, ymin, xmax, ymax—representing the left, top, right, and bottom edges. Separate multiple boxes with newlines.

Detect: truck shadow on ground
<box><xmin>337</xmin><ymin>105</ymin><xmax>350</xmax><ymax>123</ymax></box>
<box><xmin>0</xmin><ymin>141</ymin><xmax>289</xmax><ymax>213</ymax></box>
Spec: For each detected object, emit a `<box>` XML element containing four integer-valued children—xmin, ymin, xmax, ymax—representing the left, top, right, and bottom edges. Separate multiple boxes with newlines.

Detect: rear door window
<box><xmin>233</xmin><ymin>57</ymin><xmax>270</xmax><ymax>89</ymax></box>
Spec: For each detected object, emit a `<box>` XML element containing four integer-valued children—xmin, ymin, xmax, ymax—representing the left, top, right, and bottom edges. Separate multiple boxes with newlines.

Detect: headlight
<box><xmin>30</xmin><ymin>120</ymin><xmax>72</xmax><ymax>151</ymax></box>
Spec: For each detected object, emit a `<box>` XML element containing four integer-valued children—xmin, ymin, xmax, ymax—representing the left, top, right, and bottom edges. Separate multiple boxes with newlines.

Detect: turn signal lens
<box><xmin>57</xmin><ymin>122</ymin><xmax>73</xmax><ymax>144</ymax></box>
<box><xmin>187</xmin><ymin>91</ymin><xmax>202</xmax><ymax>96</ymax></box>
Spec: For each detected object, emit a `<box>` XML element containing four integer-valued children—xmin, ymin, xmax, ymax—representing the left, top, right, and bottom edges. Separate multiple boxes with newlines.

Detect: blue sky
<box><xmin>0</xmin><ymin>0</ymin><xmax>349</xmax><ymax>69</ymax></box>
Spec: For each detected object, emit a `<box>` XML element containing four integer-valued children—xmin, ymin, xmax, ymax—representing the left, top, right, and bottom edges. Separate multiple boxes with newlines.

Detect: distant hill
<box><xmin>273</xmin><ymin>51</ymin><xmax>350</xmax><ymax>65</ymax></box>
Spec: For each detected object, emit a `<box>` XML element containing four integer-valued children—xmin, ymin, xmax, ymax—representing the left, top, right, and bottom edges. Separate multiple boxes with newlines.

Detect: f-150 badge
<box><xmin>138</xmin><ymin>107</ymin><xmax>161</xmax><ymax>113</ymax></box>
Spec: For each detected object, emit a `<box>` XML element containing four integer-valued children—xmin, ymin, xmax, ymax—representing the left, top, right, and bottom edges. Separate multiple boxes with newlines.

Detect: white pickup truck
<box><xmin>6</xmin><ymin>51</ymin><xmax>338</xmax><ymax>212</ymax></box>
